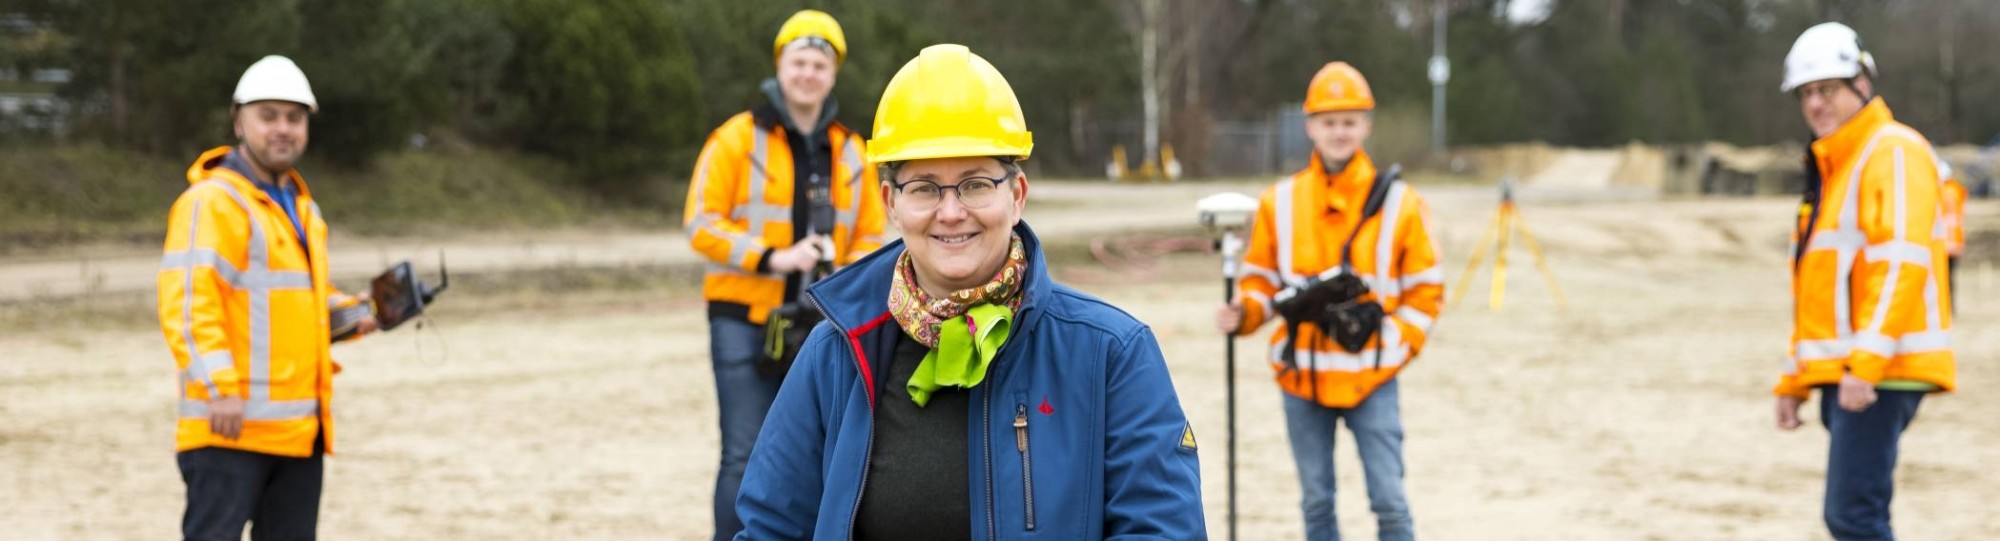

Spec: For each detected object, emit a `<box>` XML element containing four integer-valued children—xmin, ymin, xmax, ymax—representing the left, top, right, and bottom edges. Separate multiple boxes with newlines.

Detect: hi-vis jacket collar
<box><xmin>187</xmin><ymin>146</ymin><xmax>314</xmax><ymax>201</ymax></box>
<box><xmin>1810</xmin><ymin>97</ymin><xmax>1893</xmax><ymax>169</ymax></box>
<box><xmin>1309</xmin><ymin>151</ymin><xmax>1376</xmax><ymax>215</ymax></box>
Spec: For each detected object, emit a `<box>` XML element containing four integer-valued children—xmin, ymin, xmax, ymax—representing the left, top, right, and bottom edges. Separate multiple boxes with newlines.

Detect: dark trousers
<box><xmin>1947</xmin><ymin>256</ymin><xmax>1958</xmax><ymax>314</ymax></box>
<box><xmin>710</xmin><ymin>316</ymin><xmax>784</xmax><ymax>541</ymax></box>
<box><xmin>178</xmin><ymin>439</ymin><xmax>324</xmax><ymax>541</ymax></box>
<box><xmin>1818</xmin><ymin>386</ymin><xmax>1924</xmax><ymax>541</ymax></box>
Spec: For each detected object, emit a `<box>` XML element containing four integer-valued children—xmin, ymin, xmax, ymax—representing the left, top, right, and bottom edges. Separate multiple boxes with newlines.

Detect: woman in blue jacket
<box><xmin>733</xmin><ymin>44</ymin><xmax>1206</xmax><ymax>540</ymax></box>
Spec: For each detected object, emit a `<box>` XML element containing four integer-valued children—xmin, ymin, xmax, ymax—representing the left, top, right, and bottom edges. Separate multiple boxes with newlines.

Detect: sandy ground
<box><xmin>4</xmin><ymin>180</ymin><xmax>1999</xmax><ymax>539</ymax></box>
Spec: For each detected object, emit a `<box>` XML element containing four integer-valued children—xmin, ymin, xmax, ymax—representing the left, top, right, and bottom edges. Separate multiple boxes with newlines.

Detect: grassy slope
<box><xmin>0</xmin><ymin>144</ymin><xmax>683</xmax><ymax>252</ymax></box>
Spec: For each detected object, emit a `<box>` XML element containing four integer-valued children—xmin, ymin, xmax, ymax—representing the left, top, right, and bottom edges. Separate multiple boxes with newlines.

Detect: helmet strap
<box><xmin>1844</xmin><ymin>76</ymin><xmax>1873</xmax><ymax>103</ymax></box>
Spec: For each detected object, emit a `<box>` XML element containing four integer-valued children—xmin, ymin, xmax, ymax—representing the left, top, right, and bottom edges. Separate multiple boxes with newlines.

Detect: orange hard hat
<box><xmin>1303</xmin><ymin>62</ymin><xmax>1374</xmax><ymax>113</ymax></box>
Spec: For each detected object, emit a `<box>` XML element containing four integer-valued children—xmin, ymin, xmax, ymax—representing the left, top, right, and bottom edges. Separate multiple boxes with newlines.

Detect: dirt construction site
<box><xmin>3</xmin><ymin>171</ymin><xmax>1999</xmax><ymax>539</ymax></box>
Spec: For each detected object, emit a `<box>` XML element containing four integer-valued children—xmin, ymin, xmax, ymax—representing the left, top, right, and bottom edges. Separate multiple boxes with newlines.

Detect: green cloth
<box><xmin>1876</xmin><ymin>379</ymin><xmax>1941</xmax><ymax>392</ymax></box>
<box><xmin>908</xmin><ymin>303</ymin><xmax>1013</xmax><ymax>407</ymax></box>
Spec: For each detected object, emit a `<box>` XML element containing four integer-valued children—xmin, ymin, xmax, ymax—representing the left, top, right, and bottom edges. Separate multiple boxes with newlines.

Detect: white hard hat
<box><xmin>233</xmin><ymin>55</ymin><xmax>317</xmax><ymax>112</ymax></box>
<box><xmin>1780</xmin><ymin>22</ymin><xmax>1876</xmax><ymax>93</ymax></box>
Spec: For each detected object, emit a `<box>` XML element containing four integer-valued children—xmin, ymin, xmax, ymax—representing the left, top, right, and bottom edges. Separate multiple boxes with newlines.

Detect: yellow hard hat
<box><xmin>773</xmin><ymin>10</ymin><xmax>847</xmax><ymax>66</ymax></box>
<box><xmin>867</xmin><ymin>44</ymin><xmax>1033</xmax><ymax>165</ymax></box>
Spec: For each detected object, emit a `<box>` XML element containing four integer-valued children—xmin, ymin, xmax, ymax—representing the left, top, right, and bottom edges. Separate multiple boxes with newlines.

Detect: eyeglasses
<box><xmin>891</xmin><ymin>175</ymin><xmax>1011</xmax><ymax>212</ymax></box>
<box><xmin>1794</xmin><ymin>82</ymin><xmax>1847</xmax><ymax>103</ymax></box>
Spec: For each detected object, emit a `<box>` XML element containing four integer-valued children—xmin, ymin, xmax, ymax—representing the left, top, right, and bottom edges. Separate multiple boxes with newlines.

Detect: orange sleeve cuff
<box><xmin>1772</xmin><ymin>375</ymin><xmax>1810</xmax><ymax>399</ymax></box>
<box><xmin>1237</xmin><ymin>297</ymin><xmax>1268</xmax><ymax>337</ymax></box>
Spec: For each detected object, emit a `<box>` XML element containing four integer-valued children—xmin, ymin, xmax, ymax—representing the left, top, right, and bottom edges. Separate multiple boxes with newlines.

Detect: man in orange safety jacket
<box><xmin>1216</xmin><ymin>61</ymin><xmax>1442</xmax><ymax>541</ymax></box>
<box><xmin>1773</xmin><ymin>22</ymin><xmax>1955</xmax><ymax>541</ymax></box>
<box><xmin>680</xmin><ymin>9</ymin><xmax>887</xmax><ymax>540</ymax></box>
<box><xmin>157</xmin><ymin>55</ymin><xmax>376</xmax><ymax>541</ymax></box>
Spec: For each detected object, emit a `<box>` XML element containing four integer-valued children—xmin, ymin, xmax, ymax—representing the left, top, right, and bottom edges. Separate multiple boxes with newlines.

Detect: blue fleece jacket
<box><xmin>734</xmin><ymin>222</ymin><xmax>1207</xmax><ymax>540</ymax></box>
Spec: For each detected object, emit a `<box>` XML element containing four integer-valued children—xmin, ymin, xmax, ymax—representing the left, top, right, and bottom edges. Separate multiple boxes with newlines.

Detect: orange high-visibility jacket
<box><xmin>1235</xmin><ymin>151</ymin><xmax>1444</xmax><ymax>408</ymax></box>
<box><xmin>1940</xmin><ymin>176</ymin><xmax>1966</xmax><ymax>257</ymax></box>
<box><xmin>158</xmin><ymin>146</ymin><xmax>362</xmax><ymax>458</ymax></box>
<box><xmin>683</xmin><ymin>112</ymin><xmax>886</xmax><ymax>324</ymax></box>
<box><xmin>1777</xmin><ymin>99</ymin><xmax>1955</xmax><ymax>397</ymax></box>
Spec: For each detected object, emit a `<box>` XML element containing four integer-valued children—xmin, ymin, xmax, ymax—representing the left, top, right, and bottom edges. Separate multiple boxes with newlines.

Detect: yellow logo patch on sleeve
<box><xmin>1180</xmin><ymin>422</ymin><xmax>1198</xmax><ymax>451</ymax></box>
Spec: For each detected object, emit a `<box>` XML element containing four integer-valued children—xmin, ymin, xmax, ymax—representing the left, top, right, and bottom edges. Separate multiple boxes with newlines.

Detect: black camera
<box><xmin>1271</xmin><ymin>268</ymin><xmax>1381</xmax><ymax>354</ymax></box>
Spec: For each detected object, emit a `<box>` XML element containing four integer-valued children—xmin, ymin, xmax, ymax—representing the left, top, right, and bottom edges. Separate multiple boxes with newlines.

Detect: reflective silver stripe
<box><xmin>1795</xmin><ymin>338</ymin><xmax>1850</xmax><ymax>361</ymax></box>
<box><xmin>174</xmin><ymin>201</ymin><xmax>219</xmax><ymax>398</ymax></box>
<box><xmin>1371</xmin><ymin>183</ymin><xmax>1408</xmax><ymax>297</ymax></box>
<box><xmin>161</xmin><ymin>249</ymin><xmax>238</xmax><ymax>281</ymax></box>
<box><xmin>1898</xmin><ymin>330</ymin><xmax>1951</xmax><ymax>353</ymax></box>
<box><xmin>326</xmin><ymin>294</ymin><xmax>349</xmax><ymax>310</ymax></box>
<box><xmin>737</xmin><ymin>203</ymin><xmax>790</xmax><ymax>222</ymax></box>
<box><xmin>202</xmin><ymin>179</ymin><xmax>279</xmax><ymax>406</ymax></box>
<box><xmin>1273</xmin><ymin>178</ymin><xmax>1301</xmax><ymax>286</ymax></box>
<box><xmin>839</xmin><ymin>136</ymin><xmax>864</xmax><ymax>237</ymax></box>
<box><xmin>707</xmin><ymin>262</ymin><xmax>767</xmax><ymax>277</ymax></box>
<box><xmin>1806</xmin><ymin>230</ymin><xmax>1866</xmax><ymax>251</ymax></box>
<box><xmin>747</xmin><ymin>126</ymin><xmax>771</xmax><ymax>239</ymax></box>
<box><xmin>187</xmin><ymin>351</ymin><xmax>234</xmax><ymax>386</ymax></box>
<box><xmin>1863</xmin><ymin>241</ymin><xmax>1932</xmax><ymax>268</ymax></box>
<box><xmin>1852</xmin><ymin>331</ymin><xmax>1896</xmax><ymax>358</ymax></box>
<box><xmin>249</xmin><ymin>287</ymin><xmax>271</xmax><ymax>403</ymax></box>
<box><xmin>710</xmin><ymin>231</ymin><xmax>754</xmax><ymax>264</ymax></box>
<box><xmin>1378</xmin><ymin>313</ymin><xmax>1405</xmax><ymax>352</ymax></box>
<box><xmin>1396</xmin><ymin>306</ymin><xmax>1435</xmax><ymax>334</ymax></box>
<box><xmin>1859</xmin><ymin>147</ymin><xmax>1909</xmax><ymax>343</ymax></box>
<box><xmin>689</xmin><ymin>139</ymin><xmax>769</xmax><ymax>271</ymax></box>
<box><xmin>179</xmin><ymin>398</ymin><xmax>319</xmax><ymax>420</ymax></box>
<box><xmin>1848</xmin><ymin>330</ymin><xmax>1952</xmax><ymax>357</ymax></box>
<box><xmin>1845</xmin><ymin>331</ymin><xmax>1951</xmax><ymax>356</ymax></box>
<box><xmin>1266</xmin><ymin>342</ymin><xmax>1409</xmax><ymax>372</ymax></box>
<box><xmin>727</xmin><ymin>236</ymin><xmax>757</xmax><ymax>267</ymax></box>
<box><xmin>841</xmin><ymin>135</ymin><xmax>865</xmax><ymax>188</ymax></box>
<box><xmin>1825</xmin><ymin>130</ymin><xmax>1895</xmax><ymax>344</ymax></box>
<box><xmin>160</xmin><ymin>250</ymin><xmax>310</xmax><ymax>291</ymax></box>
<box><xmin>1400</xmin><ymin>267</ymin><xmax>1445</xmax><ymax>288</ymax></box>
<box><xmin>1242</xmin><ymin>291</ymin><xmax>1273</xmax><ymax>320</ymax></box>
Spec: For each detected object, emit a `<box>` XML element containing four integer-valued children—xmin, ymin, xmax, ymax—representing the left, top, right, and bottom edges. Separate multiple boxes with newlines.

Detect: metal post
<box><xmin>1430</xmin><ymin>1</ymin><xmax>1449</xmax><ymax>154</ymax></box>
<box><xmin>1219</xmin><ymin>229</ymin><xmax>1244</xmax><ymax>541</ymax></box>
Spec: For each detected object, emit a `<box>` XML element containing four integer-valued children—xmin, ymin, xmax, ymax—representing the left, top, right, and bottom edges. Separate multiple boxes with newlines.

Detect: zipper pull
<box><xmin>1014</xmin><ymin>404</ymin><xmax>1028</xmax><ymax>452</ymax></box>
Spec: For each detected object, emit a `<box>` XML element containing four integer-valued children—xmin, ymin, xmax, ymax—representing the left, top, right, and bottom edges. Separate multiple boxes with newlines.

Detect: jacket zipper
<box><xmin>983</xmin><ymin>304</ymin><xmax>1032</xmax><ymax>540</ymax></box>
<box><xmin>983</xmin><ymin>386</ymin><xmax>996</xmax><ymax>540</ymax></box>
<box><xmin>1015</xmin><ymin>403</ymin><xmax>1037</xmax><ymax>531</ymax></box>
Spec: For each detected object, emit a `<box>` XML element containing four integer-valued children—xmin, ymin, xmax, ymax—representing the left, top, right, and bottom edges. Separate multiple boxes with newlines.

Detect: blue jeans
<box><xmin>1819</xmin><ymin>386</ymin><xmax>1925</xmax><ymax>541</ymax></box>
<box><xmin>1283</xmin><ymin>378</ymin><xmax>1413</xmax><ymax>541</ymax></box>
<box><xmin>709</xmin><ymin>316</ymin><xmax>784</xmax><ymax>541</ymax></box>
